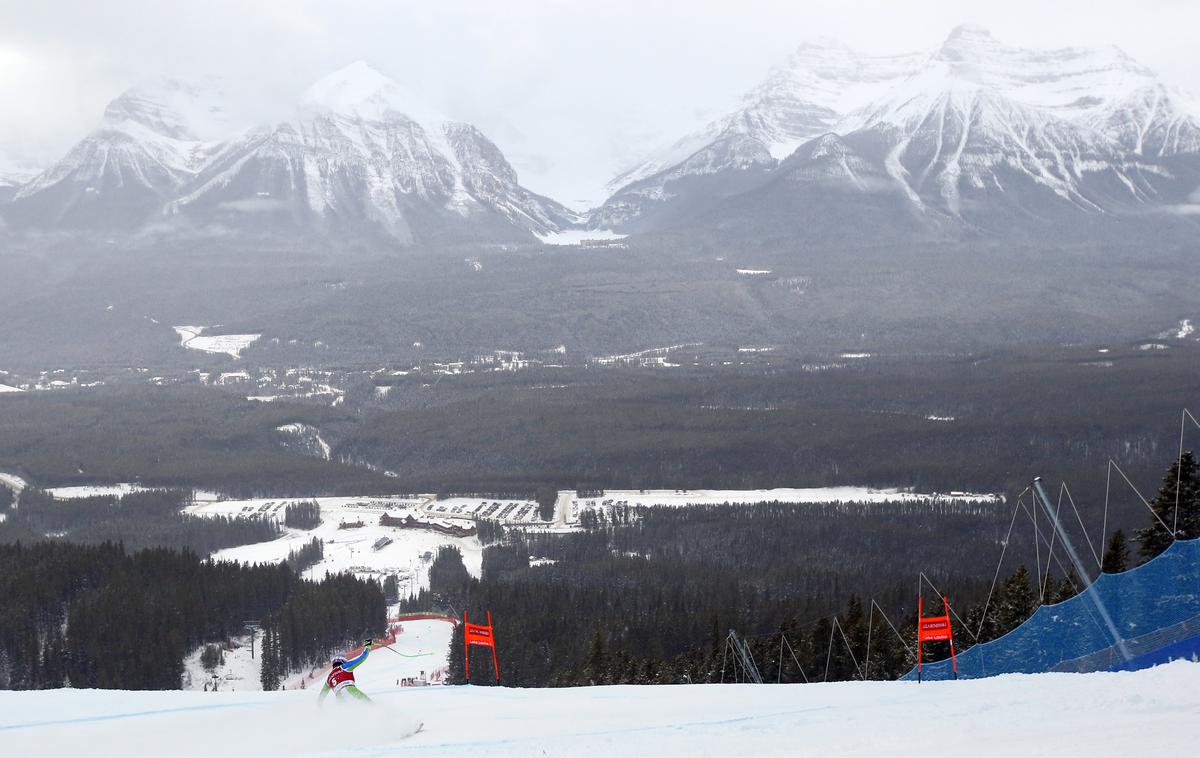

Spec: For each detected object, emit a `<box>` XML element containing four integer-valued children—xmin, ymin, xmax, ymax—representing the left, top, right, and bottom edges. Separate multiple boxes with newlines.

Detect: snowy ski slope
<box><xmin>2</xmin><ymin>658</ymin><xmax>1197</xmax><ymax>757</ymax></box>
<box><xmin>182</xmin><ymin>617</ymin><xmax>453</xmax><ymax>693</ymax></box>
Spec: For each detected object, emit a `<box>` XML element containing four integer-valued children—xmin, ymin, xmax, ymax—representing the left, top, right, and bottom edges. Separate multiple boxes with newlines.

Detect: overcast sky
<box><xmin>2</xmin><ymin>0</ymin><xmax>1198</xmax><ymax>205</ymax></box>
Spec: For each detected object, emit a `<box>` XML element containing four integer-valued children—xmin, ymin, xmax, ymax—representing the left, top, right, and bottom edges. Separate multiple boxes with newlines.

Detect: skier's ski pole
<box><xmin>377</xmin><ymin>643</ymin><xmax>430</xmax><ymax>659</ymax></box>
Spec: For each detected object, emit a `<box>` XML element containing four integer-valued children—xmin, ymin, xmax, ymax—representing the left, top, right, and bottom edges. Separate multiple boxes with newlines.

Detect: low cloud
<box><xmin>216</xmin><ymin>197</ymin><xmax>288</xmax><ymax>213</ymax></box>
<box><xmin>3</xmin><ymin>1</ymin><xmax>1200</xmax><ymax>206</ymax></box>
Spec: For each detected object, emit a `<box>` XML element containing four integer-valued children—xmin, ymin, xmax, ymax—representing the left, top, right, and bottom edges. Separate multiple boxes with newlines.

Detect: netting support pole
<box><xmin>1032</xmin><ymin>485</ymin><xmax>1043</xmax><ymax>601</ymax></box>
<box><xmin>864</xmin><ymin>604</ymin><xmax>873</xmax><ymax>680</ymax></box>
<box><xmin>778</xmin><ymin>635</ymin><xmax>785</xmax><ymax>684</ymax></box>
<box><xmin>779</xmin><ymin>634</ymin><xmax>809</xmax><ymax>684</ymax></box>
<box><xmin>824</xmin><ymin>621</ymin><xmax>836</xmax><ymax>682</ymax></box>
<box><xmin>1174</xmin><ymin>408</ymin><xmax>1200</xmax><ymax>536</ymax></box>
<box><xmin>1033</xmin><ymin>477</ymin><xmax>1131</xmax><ymax>662</ymax></box>
<box><xmin>720</xmin><ymin>637</ymin><xmax>729</xmax><ymax>683</ymax></box>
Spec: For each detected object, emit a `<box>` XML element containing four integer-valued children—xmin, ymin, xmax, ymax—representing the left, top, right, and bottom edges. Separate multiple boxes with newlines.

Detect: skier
<box><xmin>318</xmin><ymin>639</ymin><xmax>374</xmax><ymax>705</ymax></box>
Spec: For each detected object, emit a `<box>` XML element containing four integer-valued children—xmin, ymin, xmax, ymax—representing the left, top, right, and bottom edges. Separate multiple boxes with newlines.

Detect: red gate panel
<box><xmin>463</xmin><ymin>610</ymin><xmax>501</xmax><ymax>682</ymax></box>
<box><xmin>916</xmin><ymin>596</ymin><xmax>958</xmax><ymax>681</ymax></box>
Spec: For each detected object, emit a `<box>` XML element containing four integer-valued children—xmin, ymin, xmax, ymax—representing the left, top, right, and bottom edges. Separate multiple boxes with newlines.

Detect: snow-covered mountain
<box><xmin>596</xmin><ymin>26</ymin><xmax>1200</xmax><ymax>236</ymax></box>
<box><xmin>3</xmin><ymin>62</ymin><xmax>580</xmax><ymax>243</ymax></box>
<box><xmin>605</xmin><ymin>40</ymin><xmax>920</xmax><ymax>193</ymax></box>
<box><xmin>5</xmin><ymin>77</ymin><xmax>236</xmax><ymax>229</ymax></box>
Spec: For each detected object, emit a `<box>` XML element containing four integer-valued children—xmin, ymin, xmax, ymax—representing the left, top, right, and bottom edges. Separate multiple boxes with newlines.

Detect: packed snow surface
<box><xmin>173</xmin><ymin>326</ymin><xmax>261</xmax><ymax>359</ymax></box>
<box><xmin>576</xmin><ymin>487</ymin><xmax>1000</xmax><ymax>509</ymax></box>
<box><xmin>0</xmin><ymin>472</ymin><xmax>28</xmax><ymax>494</ymax></box>
<box><xmin>186</xmin><ymin>496</ymin><xmax>485</xmax><ymax>593</ymax></box>
<box><xmin>181</xmin><ymin>633</ymin><xmax>262</xmax><ymax>692</ymax></box>
<box><xmin>535</xmin><ymin>228</ymin><xmax>626</xmax><ymax>245</ymax></box>
<box><xmin>0</xmin><ymin>472</ymin><xmax>27</xmax><ymax>511</ymax></box>
<box><xmin>2</xmin><ymin>661</ymin><xmax>1197</xmax><ymax>757</ymax></box>
<box><xmin>44</xmin><ymin>483</ymin><xmax>154</xmax><ymax>499</ymax></box>
<box><xmin>1157</xmin><ymin>318</ymin><xmax>1195</xmax><ymax>339</ymax></box>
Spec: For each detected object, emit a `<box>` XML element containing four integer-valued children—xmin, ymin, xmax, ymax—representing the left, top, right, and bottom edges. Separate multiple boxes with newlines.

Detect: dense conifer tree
<box><xmin>445</xmin><ymin>626</ymin><xmax>467</xmax><ymax>685</ymax></box>
<box><xmin>1102</xmin><ymin>529</ymin><xmax>1130</xmax><ymax>573</ymax></box>
<box><xmin>283</xmin><ymin>501</ymin><xmax>322</xmax><ymax>530</ymax></box>
<box><xmin>585</xmin><ymin>631</ymin><xmax>607</xmax><ymax>686</ymax></box>
<box><xmin>996</xmin><ymin>565</ymin><xmax>1037</xmax><ymax>634</ymax></box>
<box><xmin>0</xmin><ymin>541</ymin><xmax>384</xmax><ymax>691</ymax></box>
<box><xmin>1050</xmin><ymin>571</ymin><xmax>1080</xmax><ymax>604</ymax></box>
<box><xmin>1135</xmin><ymin>451</ymin><xmax>1200</xmax><ymax>561</ymax></box>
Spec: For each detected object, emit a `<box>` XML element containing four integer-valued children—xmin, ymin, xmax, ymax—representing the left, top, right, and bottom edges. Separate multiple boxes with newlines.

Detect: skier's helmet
<box><xmin>331</xmin><ymin>655</ymin><xmax>347</xmax><ymax>668</ymax></box>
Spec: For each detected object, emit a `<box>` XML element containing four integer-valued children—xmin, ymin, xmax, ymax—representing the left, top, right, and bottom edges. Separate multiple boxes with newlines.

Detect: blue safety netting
<box><xmin>903</xmin><ymin>537</ymin><xmax>1200</xmax><ymax>680</ymax></box>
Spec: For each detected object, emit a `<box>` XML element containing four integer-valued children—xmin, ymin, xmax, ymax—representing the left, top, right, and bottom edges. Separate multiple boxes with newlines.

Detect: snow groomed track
<box><xmin>2</xmin><ymin>662</ymin><xmax>1198</xmax><ymax>757</ymax></box>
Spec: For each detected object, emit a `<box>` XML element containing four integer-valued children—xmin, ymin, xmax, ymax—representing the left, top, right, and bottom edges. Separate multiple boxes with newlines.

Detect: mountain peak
<box><xmin>102</xmin><ymin>76</ymin><xmax>234</xmax><ymax>142</ymax></box>
<box><xmin>943</xmin><ymin>24</ymin><xmax>996</xmax><ymax>43</ymax></box>
<box><xmin>804</xmin><ymin>133</ymin><xmax>848</xmax><ymax>155</ymax></box>
<box><xmin>310</xmin><ymin>60</ymin><xmax>392</xmax><ymax>95</ymax></box>
<box><xmin>937</xmin><ymin>24</ymin><xmax>1003</xmax><ymax>61</ymax></box>
<box><xmin>792</xmin><ymin>36</ymin><xmax>854</xmax><ymax>54</ymax></box>
<box><xmin>301</xmin><ymin>61</ymin><xmax>447</xmax><ymax>124</ymax></box>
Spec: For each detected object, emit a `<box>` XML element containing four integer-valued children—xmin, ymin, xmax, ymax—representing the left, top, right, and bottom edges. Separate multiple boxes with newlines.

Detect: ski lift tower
<box><xmin>244</xmin><ymin>619</ymin><xmax>261</xmax><ymax>659</ymax></box>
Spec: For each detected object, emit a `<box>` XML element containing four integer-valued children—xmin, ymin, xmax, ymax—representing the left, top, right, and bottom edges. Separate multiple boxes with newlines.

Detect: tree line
<box><xmin>283</xmin><ymin>501</ymin><xmax>322</xmax><ymax>530</ymax></box>
<box><xmin>0</xmin><ymin>488</ymin><xmax>279</xmax><ymax>555</ymax></box>
<box><xmin>0</xmin><ymin>540</ymin><xmax>385</xmax><ymax>690</ymax></box>
<box><xmin>343</xmin><ymin>349</ymin><xmax>1200</xmax><ymax>513</ymax></box>
<box><xmin>259</xmin><ymin>573</ymin><xmax>386</xmax><ymax>690</ymax></box>
<box><xmin>410</xmin><ymin>498</ymin><xmax>1011</xmax><ymax>686</ymax></box>
<box><xmin>0</xmin><ymin>385</ymin><xmax>395</xmax><ymax>497</ymax></box>
<box><xmin>424</xmin><ymin>452</ymin><xmax>1200</xmax><ymax>687</ymax></box>
<box><xmin>285</xmin><ymin>537</ymin><xmax>324</xmax><ymax>574</ymax></box>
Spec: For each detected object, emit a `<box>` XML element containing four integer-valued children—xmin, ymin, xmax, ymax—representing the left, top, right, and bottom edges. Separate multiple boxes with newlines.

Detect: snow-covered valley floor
<box><xmin>181</xmin><ymin>486</ymin><xmax>1001</xmax><ymax>594</ymax></box>
<box><xmin>3</xmin><ymin>661</ymin><xmax>1197</xmax><ymax>757</ymax></box>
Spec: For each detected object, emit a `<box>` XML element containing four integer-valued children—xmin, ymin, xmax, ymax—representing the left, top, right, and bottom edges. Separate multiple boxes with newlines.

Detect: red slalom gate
<box><xmin>463</xmin><ymin>611</ymin><xmax>501</xmax><ymax>682</ymax></box>
<box><xmin>916</xmin><ymin>595</ymin><xmax>958</xmax><ymax>682</ymax></box>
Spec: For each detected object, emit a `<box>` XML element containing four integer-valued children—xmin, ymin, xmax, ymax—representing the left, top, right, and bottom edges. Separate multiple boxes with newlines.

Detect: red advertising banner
<box><xmin>919</xmin><ymin>615</ymin><xmax>952</xmax><ymax>642</ymax></box>
<box><xmin>463</xmin><ymin>610</ymin><xmax>501</xmax><ymax>682</ymax></box>
<box><xmin>917</xmin><ymin>596</ymin><xmax>958</xmax><ymax>681</ymax></box>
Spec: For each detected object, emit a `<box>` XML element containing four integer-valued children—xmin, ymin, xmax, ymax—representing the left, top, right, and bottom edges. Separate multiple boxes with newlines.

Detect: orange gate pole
<box><xmin>463</xmin><ymin>610</ymin><xmax>471</xmax><ymax>680</ymax></box>
<box><xmin>488</xmin><ymin>611</ymin><xmax>500</xmax><ymax>683</ymax></box>
<box><xmin>944</xmin><ymin>596</ymin><xmax>958</xmax><ymax>680</ymax></box>
<box><xmin>917</xmin><ymin>596</ymin><xmax>924</xmax><ymax>683</ymax></box>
